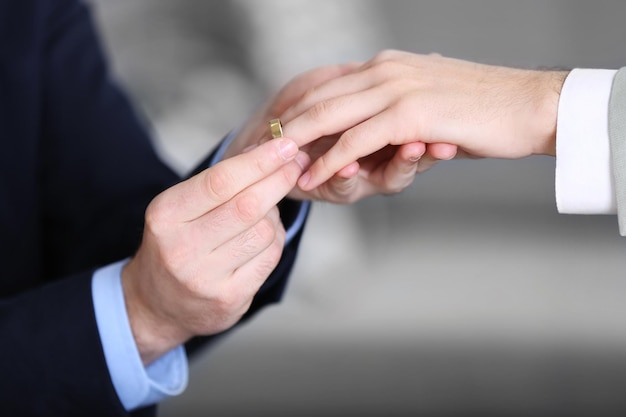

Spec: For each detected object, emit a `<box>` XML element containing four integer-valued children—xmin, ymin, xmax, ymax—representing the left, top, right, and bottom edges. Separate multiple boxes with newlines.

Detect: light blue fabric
<box><xmin>93</xmin><ymin>132</ymin><xmax>310</xmax><ymax>410</ymax></box>
<box><xmin>92</xmin><ymin>260</ymin><xmax>188</xmax><ymax>410</ymax></box>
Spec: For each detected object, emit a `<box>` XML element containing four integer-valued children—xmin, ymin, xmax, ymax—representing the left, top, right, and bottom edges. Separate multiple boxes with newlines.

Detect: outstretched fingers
<box><xmin>297</xmin><ymin>109</ymin><xmax>411</xmax><ymax>191</ymax></box>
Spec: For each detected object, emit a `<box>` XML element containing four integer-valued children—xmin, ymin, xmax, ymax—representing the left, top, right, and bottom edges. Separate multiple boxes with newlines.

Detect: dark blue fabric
<box><xmin>0</xmin><ymin>0</ymin><xmax>306</xmax><ymax>415</ymax></box>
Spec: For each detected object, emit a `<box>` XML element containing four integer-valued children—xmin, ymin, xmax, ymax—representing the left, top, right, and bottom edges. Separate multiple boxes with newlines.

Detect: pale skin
<box><xmin>122</xmin><ymin>63</ymin><xmax>425</xmax><ymax>365</ymax></box>
<box><xmin>273</xmin><ymin>50</ymin><xmax>569</xmax><ymax>191</ymax></box>
<box><xmin>225</xmin><ymin>62</ymin><xmax>429</xmax><ymax>204</ymax></box>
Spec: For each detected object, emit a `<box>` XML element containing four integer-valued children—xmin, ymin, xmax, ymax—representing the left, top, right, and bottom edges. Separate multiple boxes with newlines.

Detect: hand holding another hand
<box><xmin>226</xmin><ymin>60</ymin><xmax>432</xmax><ymax>204</ymax></box>
<box><xmin>276</xmin><ymin>50</ymin><xmax>568</xmax><ymax>191</ymax></box>
<box><xmin>122</xmin><ymin>138</ymin><xmax>306</xmax><ymax>365</ymax></box>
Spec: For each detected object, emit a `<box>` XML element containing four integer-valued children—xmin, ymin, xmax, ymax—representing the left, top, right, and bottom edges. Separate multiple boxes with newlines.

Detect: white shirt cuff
<box><xmin>555</xmin><ymin>68</ymin><xmax>618</xmax><ymax>214</ymax></box>
<box><xmin>92</xmin><ymin>260</ymin><xmax>188</xmax><ymax>411</ymax></box>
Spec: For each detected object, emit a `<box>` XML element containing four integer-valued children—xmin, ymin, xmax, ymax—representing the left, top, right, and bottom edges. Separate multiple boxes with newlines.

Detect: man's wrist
<box><xmin>533</xmin><ymin>70</ymin><xmax>569</xmax><ymax>157</ymax></box>
<box><xmin>121</xmin><ymin>257</ymin><xmax>191</xmax><ymax>366</ymax></box>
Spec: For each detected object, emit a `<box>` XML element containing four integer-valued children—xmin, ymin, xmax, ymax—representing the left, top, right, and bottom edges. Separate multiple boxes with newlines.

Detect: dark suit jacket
<box><xmin>0</xmin><ymin>0</ymin><xmax>306</xmax><ymax>415</ymax></box>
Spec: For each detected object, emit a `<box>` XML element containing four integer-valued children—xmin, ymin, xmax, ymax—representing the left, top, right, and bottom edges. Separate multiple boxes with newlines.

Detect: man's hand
<box><xmin>287</xmin><ymin>136</ymin><xmax>428</xmax><ymax>203</ymax></box>
<box><xmin>226</xmin><ymin>60</ymin><xmax>438</xmax><ymax>203</ymax></box>
<box><xmin>222</xmin><ymin>62</ymin><xmax>360</xmax><ymax>160</ymax></box>
<box><xmin>122</xmin><ymin>138</ymin><xmax>306</xmax><ymax>365</ymax></box>
<box><xmin>274</xmin><ymin>50</ymin><xmax>567</xmax><ymax>191</ymax></box>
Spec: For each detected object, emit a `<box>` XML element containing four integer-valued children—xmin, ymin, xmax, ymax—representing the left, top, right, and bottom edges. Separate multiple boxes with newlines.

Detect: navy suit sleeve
<box><xmin>0</xmin><ymin>0</ymin><xmax>306</xmax><ymax>415</ymax></box>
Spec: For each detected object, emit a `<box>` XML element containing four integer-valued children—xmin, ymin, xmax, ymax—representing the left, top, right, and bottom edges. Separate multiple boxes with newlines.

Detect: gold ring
<box><xmin>269</xmin><ymin>118</ymin><xmax>283</xmax><ymax>139</ymax></box>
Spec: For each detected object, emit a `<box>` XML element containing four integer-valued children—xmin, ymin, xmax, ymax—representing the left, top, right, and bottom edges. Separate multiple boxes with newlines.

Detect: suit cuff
<box><xmin>555</xmin><ymin>68</ymin><xmax>618</xmax><ymax>214</ymax></box>
<box><xmin>92</xmin><ymin>260</ymin><xmax>188</xmax><ymax>411</ymax></box>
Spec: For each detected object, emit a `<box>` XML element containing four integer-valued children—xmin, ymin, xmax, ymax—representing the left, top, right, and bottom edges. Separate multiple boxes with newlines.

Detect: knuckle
<box><xmin>372</xmin><ymin>59</ymin><xmax>398</xmax><ymax>75</ymax></box>
<box><xmin>337</xmin><ymin>128</ymin><xmax>361</xmax><ymax>153</ymax></box>
<box><xmin>327</xmin><ymin>176</ymin><xmax>355</xmax><ymax>199</ymax></box>
<box><xmin>234</xmin><ymin>193</ymin><xmax>261</xmax><ymax>224</ymax></box>
<box><xmin>204</xmin><ymin>168</ymin><xmax>232</xmax><ymax>201</ymax></box>
<box><xmin>340</xmin><ymin>191</ymin><xmax>360</xmax><ymax>205</ymax></box>
<box><xmin>312</xmin><ymin>153</ymin><xmax>336</xmax><ymax>180</ymax></box>
<box><xmin>254</xmin><ymin>217</ymin><xmax>277</xmax><ymax>246</ymax></box>
<box><xmin>371</xmin><ymin>49</ymin><xmax>398</xmax><ymax>64</ymax></box>
<box><xmin>256</xmin><ymin>241</ymin><xmax>284</xmax><ymax>276</ymax></box>
<box><xmin>144</xmin><ymin>195</ymin><xmax>171</xmax><ymax>234</ymax></box>
<box><xmin>307</xmin><ymin>99</ymin><xmax>335</xmax><ymax>124</ymax></box>
<box><xmin>215</xmin><ymin>282</ymin><xmax>257</xmax><ymax>318</ymax></box>
<box><xmin>241</xmin><ymin>234</ymin><xmax>285</xmax><ymax>286</ymax></box>
<box><xmin>271</xmin><ymin>236</ymin><xmax>286</xmax><ymax>262</ymax></box>
<box><xmin>181</xmin><ymin>274</ymin><xmax>205</xmax><ymax>297</ymax></box>
<box><xmin>369</xmin><ymin>50</ymin><xmax>405</xmax><ymax>70</ymax></box>
<box><xmin>214</xmin><ymin>288</ymin><xmax>243</xmax><ymax>314</ymax></box>
<box><xmin>300</xmin><ymin>86</ymin><xmax>319</xmax><ymax>105</ymax></box>
<box><xmin>333</xmin><ymin>182</ymin><xmax>361</xmax><ymax>204</ymax></box>
<box><xmin>267</xmin><ymin>205</ymin><xmax>281</xmax><ymax>225</ymax></box>
<box><xmin>229</xmin><ymin>218</ymin><xmax>276</xmax><ymax>259</ymax></box>
<box><xmin>274</xmin><ymin>221</ymin><xmax>286</xmax><ymax>246</ymax></box>
<box><xmin>143</xmin><ymin>200</ymin><xmax>162</xmax><ymax>233</ymax></box>
<box><xmin>251</xmin><ymin>150</ymin><xmax>280</xmax><ymax>177</ymax></box>
<box><xmin>371</xmin><ymin>61</ymin><xmax>409</xmax><ymax>86</ymax></box>
<box><xmin>385</xmin><ymin>77</ymin><xmax>414</xmax><ymax>96</ymax></box>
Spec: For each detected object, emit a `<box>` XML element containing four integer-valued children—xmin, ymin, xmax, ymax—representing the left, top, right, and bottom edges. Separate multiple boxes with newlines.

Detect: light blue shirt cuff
<box><xmin>212</xmin><ymin>130</ymin><xmax>311</xmax><ymax>244</ymax></box>
<box><xmin>92</xmin><ymin>260</ymin><xmax>188</xmax><ymax>411</ymax></box>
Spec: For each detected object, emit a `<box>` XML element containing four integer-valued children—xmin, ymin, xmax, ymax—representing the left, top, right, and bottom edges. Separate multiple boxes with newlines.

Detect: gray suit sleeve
<box><xmin>608</xmin><ymin>67</ymin><xmax>626</xmax><ymax>235</ymax></box>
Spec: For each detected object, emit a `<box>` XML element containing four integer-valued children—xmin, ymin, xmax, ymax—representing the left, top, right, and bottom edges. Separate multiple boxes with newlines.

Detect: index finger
<box><xmin>155</xmin><ymin>138</ymin><xmax>299</xmax><ymax>222</ymax></box>
<box><xmin>270</xmin><ymin>62</ymin><xmax>361</xmax><ymax>117</ymax></box>
<box><xmin>297</xmin><ymin>110</ymin><xmax>403</xmax><ymax>191</ymax></box>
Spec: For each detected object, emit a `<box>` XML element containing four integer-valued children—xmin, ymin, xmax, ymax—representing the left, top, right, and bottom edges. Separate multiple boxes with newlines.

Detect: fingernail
<box><xmin>278</xmin><ymin>139</ymin><xmax>298</xmax><ymax>160</ymax></box>
<box><xmin>408</xmin><ymin>156</ymin><xmax>421</xmax><ymax>163</ymax></box>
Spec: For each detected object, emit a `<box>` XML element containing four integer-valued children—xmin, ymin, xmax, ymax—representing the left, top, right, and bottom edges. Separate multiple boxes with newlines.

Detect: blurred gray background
<box><xmin>89</xmin><ymin>1</ymin><xmax>626</xmax><ymax>416</ymax></box>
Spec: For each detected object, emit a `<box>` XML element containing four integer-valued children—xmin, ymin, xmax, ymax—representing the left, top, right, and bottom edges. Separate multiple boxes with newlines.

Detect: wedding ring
<box><xmin>269</xmin><ymin>118</ymin><xmax>283</xmax><ymax>139</ymax></box>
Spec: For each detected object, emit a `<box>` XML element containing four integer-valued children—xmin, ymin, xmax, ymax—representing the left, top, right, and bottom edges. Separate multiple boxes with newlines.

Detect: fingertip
<box><xmin>401</xmin><ymin>142</ymin><xmax>426</xmax><ymax>162</ymax></box>
<box><xmin>328</xmin><ymin>172</ymin><xmax>359</xmax><ymax>200</ymax></box>
<box><xmin>298</xmin><ymin>171</ymin><xmax>312</xmax><ymax>190</ymax></box>
<box><xmin>429</xmin><ymin>143</ymin><xmax>458</xmax><ymax>160</ymax></box>
<box><xmin>337</xmin><ymin>161</ymin><xmax>360</xmax><ymax>178</ymax></box>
